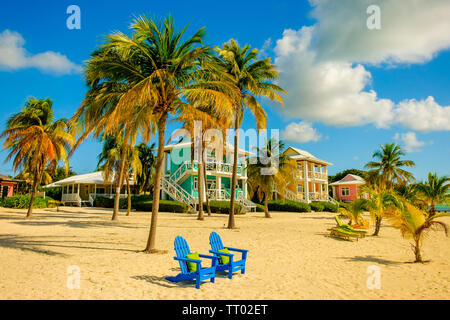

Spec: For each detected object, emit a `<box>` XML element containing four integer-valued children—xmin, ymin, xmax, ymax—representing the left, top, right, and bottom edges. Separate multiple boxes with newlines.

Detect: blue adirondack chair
<box><xmin>209</xmin><ymin>232</ymin><xmax>248</xmax><ymax>279</ymax></box>
<box><xmin>165</xmin><ymin>235</ymin><xmax>218</xmax><ymax>289</ymax></box>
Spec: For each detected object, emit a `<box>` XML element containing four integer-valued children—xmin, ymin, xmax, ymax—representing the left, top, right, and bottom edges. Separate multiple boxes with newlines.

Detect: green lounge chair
<box><xmin>334</xmin><ymin>216</ymin><xmax>367</xmax><ymax>237</ymax></box>
<box><xmin>329</xmin><ymin>227</ymin><xmax>361</xmax><ymax>241</ymax></box>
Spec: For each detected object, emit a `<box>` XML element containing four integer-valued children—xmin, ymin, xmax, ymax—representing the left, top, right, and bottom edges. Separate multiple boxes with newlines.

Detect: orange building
<box><xmin>283</xmin><ymin>147</ymin><xmax>333</xmax><ymax>203</ymax></box>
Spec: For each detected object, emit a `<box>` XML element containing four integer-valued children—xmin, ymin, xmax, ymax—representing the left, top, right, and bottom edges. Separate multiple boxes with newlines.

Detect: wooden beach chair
<box><xmin>209</xmin><ymin>232</ymin><xmax>248</xmax><ymax>279</ymax></box>
<box><xmin>165</xmin><ymin>235</ymin><xmax>218</xmax><ymax>289</ymax></box>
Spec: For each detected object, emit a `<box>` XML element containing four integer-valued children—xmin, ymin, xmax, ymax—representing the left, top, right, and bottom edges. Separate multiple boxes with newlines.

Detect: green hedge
<box><xmin>93</xmin><ymin>195</ymin><xmax>153</xmax><ymax>209</ymax></box>
<box><xmin>203</xmin><ymin>201</ymin><xmax>245</xmax><ymax>215</ymax></box>
<box><xmin>255</xmin><ymin>203</ymin><xmax>265</xmax><ymax>212</ymax></box>
<box><xmin>338</xmin><ymin>201</ymin><xmax>351</xmax><ymax>210</ymax></box>
<box><xmin>135</xmin><ymin>200</ymin><xmax>189</xmax><ymax>213</ymax></box>
<box><xmin>267</xmin><ymin>200</ymin><xmax>311</xmax><ymax>213</ymax></box>
<box><xmin>1</xmin><ymin>195</ymin><xmax>54</xmax><ymax>209</ymax></box>
<box><xmin>310</xmin><ymin>201</ymin><xmax>325</xmax><ymax>212</ymax></box>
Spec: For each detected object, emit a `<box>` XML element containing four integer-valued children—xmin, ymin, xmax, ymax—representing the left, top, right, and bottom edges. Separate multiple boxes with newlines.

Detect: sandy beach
<box><xmin>0</xmin><ymin>207</ymin><xmax>449</xmax><ymax>300</ymax></box>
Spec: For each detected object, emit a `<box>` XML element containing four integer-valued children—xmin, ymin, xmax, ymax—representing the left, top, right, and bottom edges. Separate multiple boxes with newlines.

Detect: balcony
<box><xmin>294</xmin><ymin>171</ymin><xmax>327</xmax><ymax>181</ymax></box>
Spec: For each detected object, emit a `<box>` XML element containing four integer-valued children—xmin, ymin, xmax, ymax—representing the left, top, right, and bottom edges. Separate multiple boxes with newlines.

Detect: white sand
<box><xmin>0</xmin><ymin>206</ymin><xmax>449</xmax><ymax>300</ymax></box>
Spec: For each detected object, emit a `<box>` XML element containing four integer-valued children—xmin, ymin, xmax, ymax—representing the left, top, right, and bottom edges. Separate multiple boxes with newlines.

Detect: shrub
<box><xmin>338</xmin><ymin>201</ymin><xmax>351</xmax><ymax>210</ymax></box>
<box><xmin>203</xmin><ymin>201</ymin><xmax>245</xmax><ymax>215</ymax></box>
<box><xmin>310</xmin><ymin>201</ymin><xmax>325</xmax><ymax>212</ymax></box>
<box><xmin>135</xmin><ymin>200</ymin><xmax>189</xmax><ymax>213</ymax></box>
<box><xmin>93</xmin><ymin>195</ymin><xmax>153</xmax><ymax>209</ymax></box>
<box><xmin>255</xmin><ymin>203</ymin><xmax>265</xmax><ymax>212</ymax></box>
<box><xmin>267</xmin><ymin>200</ymin><xmax>311</xmax><ymax>213</ymax></box>
<box><xmin>322</xmin><ymin>201</ymin><xmax>339</xmax><ymax>213</ymax></box>
<box><xmin>1</xmin><ymin>195</ymin><xmax>54</xmax><ymax>209</ymax></box>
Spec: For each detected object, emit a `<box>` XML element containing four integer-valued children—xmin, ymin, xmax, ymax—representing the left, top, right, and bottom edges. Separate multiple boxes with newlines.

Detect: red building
<box><xmin>330</xmin><ymin>174</ymin><xmax>367</xmax><ymax>202</ymax></box>
<box><xmin>0</xmin><ymin>174</ymin><xmax>21</xmax><ymax>198</ymax></box>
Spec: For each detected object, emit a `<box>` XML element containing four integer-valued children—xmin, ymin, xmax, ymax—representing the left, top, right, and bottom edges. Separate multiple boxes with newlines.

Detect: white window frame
<box><xmin>341</xmin><ymin>187</ymin><xmax>350</xmax><ymax>196</ymax></box>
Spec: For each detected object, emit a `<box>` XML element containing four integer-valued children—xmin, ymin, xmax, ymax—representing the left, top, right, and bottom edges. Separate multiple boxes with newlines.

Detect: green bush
<box><xmin>322</xmin><ymin>201</ymin><xmax>339</xmax><ymax>213</ymax></box>
<box><xmin>338</xmin><ymin>201</ymin><xmax>351</xmax><ymax>210</ymax></box>
<box><xmin>310</xmin><ymin>201</ymin><xmax>325</xmax><ymax>212</ymax></box>
<box><xmin>93</xmin><ymin>195</ymin><xmax>154</xmax><ymax>209</ymax></box>
<box><xmin>203</xmin><ymin>201</ymin><xmax>245</xmax><ymax>215</ymax></box>
<box><xmin>267</xmin><ymin>200</ymin><xmax>311</xmax><ymax>213</ymax></box>
<box><xmin>135</xmin><ymin>200</ymin><xmax>189</xmax><ymax>213</ymax></box>
<box><xmin>255</xmin><ymin>203</ymin><xmax>265</xmax><ymax>212</ymax></box>
<box><xmin>1</xmin><ymin>195</ymin><xmax>54</xmax><ymax>209</ymax></box>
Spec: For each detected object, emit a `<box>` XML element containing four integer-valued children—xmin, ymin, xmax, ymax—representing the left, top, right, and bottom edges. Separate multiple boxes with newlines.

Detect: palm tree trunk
<box><xmin>144</xmin><ymin>114</ymin><xmax>167</xmax><ymax>253</ymax></box>
<box><xmin>228</xmin><ymin>119</ymin><xmax>239</xmax><ymax>229</ymax></box>
<box><xmin>112</xmin><ymin>129</ymin><xmax>131</xmax><ymax>221</ymax></box>
<box><xmin>414</xmin><ymin>236</ymin><xmax>423</xmax><ymax>263</ymax></box>
<box><xmin>264</xmin><ymin>193</ymin><xmax>271</xmax><ymax>218</ymax></box>
<box><xmin>373</xmin><ymin>215</ymin><xmax>382</xmax><ymax>236</ymax></box>
<box><xmin>430</xmin><ymin>200</ymin><xmax>436</xmax><ymax>217</ymax></box>
<box><xmin>126</xmin><ymin>176</ymin><xmax>131</xmax><ymax>216</ymax></box>
<box><xmin>203</xmin><ymin>160</ymin><xmax>212</xmax><ymax>216</ymax></box>
<box><xmin>197</xmin><ymin>161</ymin><xmax>204</xmax><ymax>221</ymax></box>
<box><xmin>26</xmin><ymin>180</ymin><xmax>38</xmax><ymax>218</ymax></box>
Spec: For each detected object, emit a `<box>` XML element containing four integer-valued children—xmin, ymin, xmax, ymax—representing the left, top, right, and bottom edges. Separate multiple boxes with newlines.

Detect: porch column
<box><xmin>303</xmin><ymin>161</ymin><xmax>309</xmax><ymax>203</ymax></box>
<box><xmin>217</xmin><ymin>176</ymin><xmax>222</xmax><ymax>200</ymax></box>
<box><xmin>244</xmin><ymin>178</ymin><xmax>248</xmax><ymax>199</ymax></box>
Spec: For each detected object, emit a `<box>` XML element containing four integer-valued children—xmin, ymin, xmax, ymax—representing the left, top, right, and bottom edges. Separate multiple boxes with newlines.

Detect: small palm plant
<box><xmin>414</xmin><ymin>172</ymin><xmax>449</xmax><ymax>217</ymax></box>
<box><xmin>340</xmin><ymin>198</ymin><xmax>369</xmax><ymax>227</ymax></box>
<box><xmin>247</xmin><ymin>138</ymin><xmax>295</xmax><ymax>218</ymax></box>
<box><xmin>386</xmin><ymin>202</ymin><xmax>449</xmax><ymax>263</ymax></box>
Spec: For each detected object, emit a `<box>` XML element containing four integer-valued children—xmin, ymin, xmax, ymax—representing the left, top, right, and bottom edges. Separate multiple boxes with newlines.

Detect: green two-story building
<box><xmin>160</xmin><ymin>142</ymin><xmax>256</xmax><ymax>211</ymax></box>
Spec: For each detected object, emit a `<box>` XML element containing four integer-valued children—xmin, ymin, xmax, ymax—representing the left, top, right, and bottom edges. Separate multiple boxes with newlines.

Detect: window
<box><xmin>193</xmin><ymin>177</ymin><xmax>198</xmax><ymax>190</ymax></box>
<box><xmin>341</xmin><ymin>187</ymin><xmax>350</xmax><ymax>196</ymax></box>
<box><xmin>297</xmin><ymin>184</ymin><xmax>303</xmax><ymax>193</ymax></box>
<box><xmin>68</xmin><ymin>185</ymin><xmax>73</xmax><ymax>194</ymax></box>
<box><xmin>207</xmin><ymin>178</ymin><xmax>216</xmax><ymax>190</ymax></box>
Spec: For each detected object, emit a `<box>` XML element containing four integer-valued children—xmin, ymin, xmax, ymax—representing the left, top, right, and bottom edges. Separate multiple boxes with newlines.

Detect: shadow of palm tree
<box><xmin>11</xmin><ymin>220</ymin><xmax>146</xmax><ymax>229</ymax></box>
<box><xmin>339</xmin><ymin>255</ymin><xmax>402</xmax><ymax>265</ymax></box>
<box><xmin>132</xmin><ymin>275</ymin><xmax>194</xmax><ymax>288</ymax></box>
<box><xmin>0</xmin><ymin>234</ymin><xmax>138</xmax><ymax>256</ymax></box>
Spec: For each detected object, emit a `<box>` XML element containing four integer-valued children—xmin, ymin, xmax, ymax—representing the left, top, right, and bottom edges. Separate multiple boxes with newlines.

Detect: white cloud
<box><xmin>0</xmin><ymin>30</ymin><xmax>81</xmax><ymax>75</ymax></box>
<box><xmin>273</xmin><ymin>0</ymin><xmax>450</xmax><ymax>131</ymax></box>
<box><xmin>309</xmin><ymin>0</ymin><xmax>450</xmax><ymax>65</ymax></box>
<box><xmin>394</xmin><ymin>132</ymin><xmax>427</xmax><ymax>153</ymax></box>
<box><xmin>394</xmin><ymin>97</ymin><xmax>450</xmax><ymax>132</ymax></box>
<box><xmin>281</xmin><ymin>121</ymin><xmax>322</xmax><ymax>143</ymax></box>
<box><xmin>259</xmin><ymin>38</ymin><xmax>272</xmax><ymax>57</ymax></box>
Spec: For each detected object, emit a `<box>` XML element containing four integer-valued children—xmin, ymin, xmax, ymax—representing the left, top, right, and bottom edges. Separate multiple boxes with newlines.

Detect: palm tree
<box><xmin>386</xmin><ymin>202</ymin><xmax>448</xmax><ymax>263</ymax></box>
<box><xmin>247</xmin><ymin>138</ymin><xmax>295</xmax><ymax>218</ymax></box>
<box><xmin>1</xmin><ymin>97</ymin><xmax>75</xmax><ymax>217</ymax></box>
<box><xmin>340</xmin><ymin>198</ymin><xmax>369</xmax><ymax>226</ymax></box>
<box><xmin>362</xmin><ymin>174</ymin><xmax>401</xmax><ymax>236</ymax></box>
<box><xmin>214</xmin><ymin>39</ymin><xmax>286</xmax><ymax>228</ymax></box>
<box><xmin>136</xmin><ymin>143</ymin><xmax>156</xmax><ymax>195</ymax></box>
<box><xmin>97</xmin><ymin>135</ymin><xmax>142</xmax><ymax>216</ymax></box>
<box><xmin>173</xmin><ymin>106</ymin><xmax>233</xmax><ymax>218</ymax></box>
<box><xmin>365</xmin><ymin>143</ymin><xmax>415</xmax><ymax>190</ymax></box>
<box><xmin>75</xmin><ymin>15</ymin><xmax>236</xmax><ymax>252</ymax></box>
<box><xmin>415</xmin><ymin>172</ymin><xmax>449</xmax><ymax>216</ymax></box>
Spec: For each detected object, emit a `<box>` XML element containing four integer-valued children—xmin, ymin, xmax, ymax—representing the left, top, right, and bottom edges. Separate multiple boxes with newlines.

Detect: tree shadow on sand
<box><xmin>338</xmin><ymin>255</ymin><xmax>403</xmax><ymax>265</ymax></box>
<box><xmin>0</xmin><ymin>234</ymin><xmax>138</xmax><ymax>256</ymax></box>
<box><xmin>11</xmin><ymin>219</ymin><xmax>145</xmax><ymax>230</ymax></box>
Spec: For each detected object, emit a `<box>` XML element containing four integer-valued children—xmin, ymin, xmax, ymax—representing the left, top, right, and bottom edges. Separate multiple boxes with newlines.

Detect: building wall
<box><xmin>0</xmin><ymin>182</ymin><xmax>15</xmax><ymax>197</ymax></box>
<box><xmin>334</xmin><ymin>184</ymin><xmax>359</xmax><ymax>202</ymax></box>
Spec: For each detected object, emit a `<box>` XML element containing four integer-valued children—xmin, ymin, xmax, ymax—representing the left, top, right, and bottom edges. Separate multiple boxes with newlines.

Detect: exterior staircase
<box><xmin>161</xmin><ymin>176</ymin><xmax>196</xmax><ymax>212</ymax></box>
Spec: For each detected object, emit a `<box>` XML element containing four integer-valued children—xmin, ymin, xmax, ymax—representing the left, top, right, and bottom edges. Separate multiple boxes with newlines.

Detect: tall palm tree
<box><xmin>214</xmin><ymin>39</ymin><xmax>286</xmax><ymax>228</ymax></box>
<box><xmin>415</xmin><ymin>172</ymin><xmax>449</xmax><ymax>216</ymax></box>
<box><xmin>97</xmin><ymin>135</ymin><xmax>142</xmax><ymax>216</ymax></box>
<box><xmin>247</xmin><ymin>138</ymin><xmax>295</xmax><ymax>218</ymax></box>
<box><xmin>75</xmin><ymin>15</ymin><xmax>236</xmax><ymax>252</ymax></box>
<box><xmin>136</xmin><ymin>143</ymin><xmax>156</xmax><ymax>195</ymax></box>
<box><xmin>173</xmin><ymin>105</ymin><xmax>233</xmax><ymax>218</ymax></box>
<box><xmin>365</xmin><ymin>143</ymin><xmax>415</xmax><ymax>190</ymax></box>
<box><xmin>386</xmin><ymin>202</ymin><xmax>448</xmax><ymax>263</ymax></box>
<box><xmin>1</xmin><ymin>98</ymin><xmax>75</xmax><ymax>217</ymax></box>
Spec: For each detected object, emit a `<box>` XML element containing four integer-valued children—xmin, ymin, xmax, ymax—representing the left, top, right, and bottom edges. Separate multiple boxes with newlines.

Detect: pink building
<box><xmin>0</xmin><ymin>174</ymin><xmax>20</xmax><ymax>198</ymax></box>
<box><xmin>330</xmin><ymin>174</ymin><xmax>366</xmax><ymax>202</ymax></box>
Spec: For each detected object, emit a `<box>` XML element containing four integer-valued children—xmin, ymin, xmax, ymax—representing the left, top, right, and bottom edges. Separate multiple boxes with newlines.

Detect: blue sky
<box><xmin>0</xmin><ymin>0</ymin><xmax>449</xmax><ymax>181</ymax></box>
